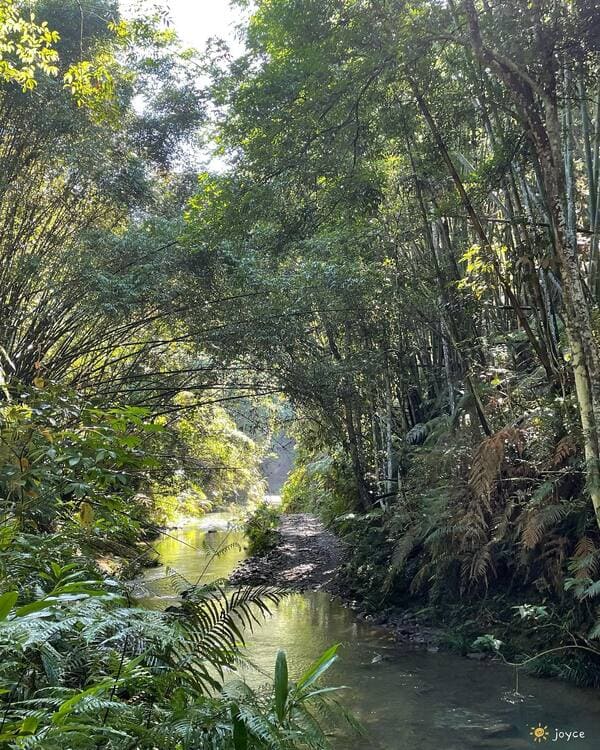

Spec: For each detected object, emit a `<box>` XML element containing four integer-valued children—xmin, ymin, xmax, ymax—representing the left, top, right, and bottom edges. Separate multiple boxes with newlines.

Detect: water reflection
<box><xmin>239</xmin><ymin>592</ymin><xmax>600</xmax><ymax>750</ymax></box>
<box><xmin>142</xmin><ymin>514</ymin><xmax>600</xmax><ymax>749</ymax></box>
<box><xmin>139</xmin><ymin>512</ymin><xmax>246</xmax><ymax>603</ymax></box>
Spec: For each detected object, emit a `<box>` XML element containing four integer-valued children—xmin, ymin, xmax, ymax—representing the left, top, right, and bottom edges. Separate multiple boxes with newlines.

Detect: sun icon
<box><xmin>530</xmin><ymin>724</ymin><xmax>550</xmax><ymax>743</ymax></box>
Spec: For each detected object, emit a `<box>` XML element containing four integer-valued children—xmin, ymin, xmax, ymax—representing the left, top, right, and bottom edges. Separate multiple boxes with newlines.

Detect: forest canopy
<box><xmin>2</xmin><ymin>0</ymin><xmax>600</xmax><ymax>747</ymax></box>
<box><xmin>187</xmin><ymin>0</ymin><xmax>600</xmax><ymax>681</ymax></box>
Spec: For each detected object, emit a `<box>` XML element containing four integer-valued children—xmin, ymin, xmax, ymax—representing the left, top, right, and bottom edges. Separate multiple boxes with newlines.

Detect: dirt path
<box><xmin>230</xmin><ymin>513</ymin><xmax>343</xmax><ymax>591</ymax></box>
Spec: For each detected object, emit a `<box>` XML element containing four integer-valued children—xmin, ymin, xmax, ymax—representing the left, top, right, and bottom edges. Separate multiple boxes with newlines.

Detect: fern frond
<box><xmin>384</xmin><ymin>533</ymin><xmax>418</xmax><ymax>591</ymax></box>
<box><xmin>175</xmin><ymin>585</ymin><xmax>286</xmax><ymax>691</ymax></box>
<box><xmin>466</xmin><ymin>542</ymin><xmax>495</xmax><ymax>590</ymax></box>
<box><xmin>571</xmin><ymin>536</ymin><xmax>599</xmax><ymax>579</ymax></box>
<box><xmin>521</xmin><ymin>504</ymin><xmax>569</xmax><ymax>549</ymax></box>
<box><xmin>580</xmin><ymin>579</ymin><xmax>600</xmax><ymax>600</ymax></box>
<box><xmin>469</xmin><ymin>426</ymin><xmax>525</xmax><ymax>500</ymax></box>
<box><xmin>552</xmin><ymin>435</ymin><xmax>578</xmax><ymax>466</ymax></box>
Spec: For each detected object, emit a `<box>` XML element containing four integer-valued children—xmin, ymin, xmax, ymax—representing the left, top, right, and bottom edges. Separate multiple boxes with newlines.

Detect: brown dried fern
<box><xmin>469</xmin><ymin>426</ymin><xmax>525</xmax><ymax>500</ymax></box>
<box><xmin>521</xmin><ymin>504</ymin><xmax>569</xmax><ymax>549</ymax></box>
<box><xmin>573</xmin><ymin>536</ymin><xmax>599</xmax><ymax>579</ymax></box>
<box><xmin>552</xmin><ymin>435</ymin><xmax>578</xmax><ymax>466</ymax></box>
<box><xmin>465</xmin><ymin>542</ymin><xmax>496</xmax><ymax>591</ymax></box>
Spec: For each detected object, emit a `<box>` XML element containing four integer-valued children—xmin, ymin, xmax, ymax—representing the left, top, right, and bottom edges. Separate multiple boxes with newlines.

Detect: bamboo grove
<box><xmin>189</xmin><ymin>0</ymin><xmax>600</xmax><ymax>676</ymax></box>
<box><xmin>0</xmin><ymin>3</ymin><xmax>350</xmax><ymax>747</ymax></box>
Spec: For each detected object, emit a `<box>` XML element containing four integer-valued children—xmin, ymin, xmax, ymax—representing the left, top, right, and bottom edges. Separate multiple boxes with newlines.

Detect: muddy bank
<box><xmin>230</xmin><ymin>513</ymin><xmax>342</xmax><ymax>591</ymax></box>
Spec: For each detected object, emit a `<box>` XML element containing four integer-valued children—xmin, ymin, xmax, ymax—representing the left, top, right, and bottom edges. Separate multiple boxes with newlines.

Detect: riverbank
<box><xmin>230</xmin><ymin>514</ymin><xmax>600</xmax><ymax>683</ymax></box>
<box><xmin>230</xmin><ymin>512</ymin><xmax>444</xmax><ymax>648</ymax></box>
<box><xmin>230</xmin><ymin>513</ymin><xmax>342</xmax><ymax>590</ymax></box>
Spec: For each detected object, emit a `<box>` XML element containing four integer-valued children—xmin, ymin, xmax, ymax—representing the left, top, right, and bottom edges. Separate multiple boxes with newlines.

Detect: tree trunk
<box><xmin>384</xmin><ymin>367</ymin><xmax>395</xmax><ymax>496</ymax></box>
<box><xmin>342</xmin><ymin>393</ymin><xmax>372</xmax><ymax>511</ymax></box>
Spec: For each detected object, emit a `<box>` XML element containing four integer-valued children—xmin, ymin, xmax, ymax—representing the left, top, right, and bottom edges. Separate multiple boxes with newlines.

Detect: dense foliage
<box><xmin>186</xmin><ymin>0</ymin><xmax>600</xmax><ymax>683</ymax></box>
<box><xmin>5</xmin><ymin>0</ymin><xmax>600</xmax><ymax>745</ymax></box>
<box><xmin>244</xmin><ymin>503</ymin><xmax>281</xmax><ymax>556</ymax></box>
<box><xmin>0</xmin><ymin>531</ymin><xmax>347</xmax><ymax>748</ymax></box>
<box><xmin>0</xmin><ymin>2</ymin><xmax>350</xmax><ymax>747</ymax></box>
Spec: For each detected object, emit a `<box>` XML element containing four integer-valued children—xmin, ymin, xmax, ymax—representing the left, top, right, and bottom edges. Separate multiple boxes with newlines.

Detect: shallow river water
<box><xmin>140</xmin><ymin>513</ymin><xmax>600</xmax><ymax>750</ymax></box>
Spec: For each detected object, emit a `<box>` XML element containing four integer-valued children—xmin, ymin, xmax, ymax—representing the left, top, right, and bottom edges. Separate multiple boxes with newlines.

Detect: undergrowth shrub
<box><xmin>0</xmin><ymin>382</ymin><xmax>162</xmax><ymax>549</ymax></box>
<box><xmin>244</xmin><ymin>502</ymin><xmax>281</xmax><ymax>555</ymax></box>
<box><xmin>333</xmin><ymin>509</ymin><xmax>395</xmax><ymax>610</ymax></box>
<box><xmin>151</xmin><ymin>478</ymin><xmax>213</xmax><ymax>526</ymax></box>
<box><xmin>282</xmin><ymin>454</ymin><xmax>356</xmax><ymax>526</ymax></box>
<box><xmin>373</xmin><ymin>387</ymin><xmax>593</xmax><ymax>604</ymax></box>
<box><xmin>337</xmin><ymin>385</ymin><xmax>600</xmax><ymax>684</ymax></box>
<box><xmin>0</xmin><ymin>525</ymin><xmax>354</xmax><ymax>748</ymax></box>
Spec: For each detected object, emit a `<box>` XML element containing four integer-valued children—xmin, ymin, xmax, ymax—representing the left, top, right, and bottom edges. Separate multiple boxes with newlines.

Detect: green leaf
<box><xmin>232</xmin><ymin>704</ymin><xmax>248</xmax><ymax>750</ymax></box>
<box><xmin>50</xmin><ymin>581</ymin><xmax>105</xmax><ymax>596</ymax></box>
<box><xmin>51</xmin><ymin>678</ymin><xmax>113</xmax><ymax>725</ymax></box>
<box><xmin>15</xmin><ymin>587</ymin><xmax>105</xmax><ymax>617</ymax></box>
<box><xmin>15</xmin><ymin>598</ymin><xmax>59</xmax><ymax>616</ymax></box>
<box><xmin>0</xmin><ymin>591</ymin><xmax>18</xmax><ymax>620</ymax></box>
<box><xmin>301</xmin><ymin>686</ymin><xmax>347</xmax><ymax>700</ymax></box>
<box><xmin>296</xmin><ymin>644</ymin><xmax>340</xmax><ymax>690</ymax></box>
<box><xmin>50</xmin><ymin>561</ymin><xmax>61</xmax><ymax>578</ymax></box>
<box><xmin>20</xmin><ymin>716</ymin><xmax>39</xmax><ymax>734</ymax></box>
<box><xmin>274</xmin><ymin>650</ymin><xmax>288</xmax><ymax>722</ymax></box>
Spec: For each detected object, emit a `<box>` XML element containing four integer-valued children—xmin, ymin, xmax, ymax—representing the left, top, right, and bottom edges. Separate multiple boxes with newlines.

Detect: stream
<box><xmin>138</xmin><ymin>512</ymin><xmax>600</xmax><ymax>749</ymax></box>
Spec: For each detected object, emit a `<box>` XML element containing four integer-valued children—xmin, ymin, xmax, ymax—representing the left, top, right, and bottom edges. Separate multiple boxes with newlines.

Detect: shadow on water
<box><xmin>140</xmin><ymin>513</ymin><xmax>600</xmax><ymax>750</ymax></box>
